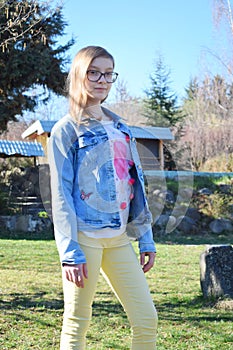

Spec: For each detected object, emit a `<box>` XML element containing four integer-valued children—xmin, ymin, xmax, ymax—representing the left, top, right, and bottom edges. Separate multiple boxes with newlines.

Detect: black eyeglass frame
<box><xmin>86</xmin><ymin>70</ymin><xmax>119</xmax><ymax>83</ymax></box>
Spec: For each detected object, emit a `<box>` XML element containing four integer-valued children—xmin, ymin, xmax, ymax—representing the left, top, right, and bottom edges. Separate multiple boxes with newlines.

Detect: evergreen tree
<box><xmin>0</xmin><ymin>0</ymin><xmax>74</xmax><ymax>132</ymax></box>
<box><xmin>143</xmin><ymin>56</ymin><xmax>186</xmax><ymax>170</ymax></box>
<box><xmin>143</xmin><ymin>55</ymin><xmax>183</xmax><ymax>127</ymax></box>
<box><xmin>184</xmin><ymin>78</ymin><xmax>199</xmax><ymax>101</ymax></box>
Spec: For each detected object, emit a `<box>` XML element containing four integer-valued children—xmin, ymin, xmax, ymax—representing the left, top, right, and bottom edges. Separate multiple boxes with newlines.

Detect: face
<box><xmin>84</xmin><ymin>56</ymin><xmax>114</xmax><ymax>106</ymax></box>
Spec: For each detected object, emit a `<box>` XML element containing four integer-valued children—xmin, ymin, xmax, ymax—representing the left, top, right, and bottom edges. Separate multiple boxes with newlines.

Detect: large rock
<box><xmin>177</xmin><ymin>215</ymin><xmax>198</xmax><ymax>234</ymax></box>
<box><xmin>185</xmin><ymin>207</ymin><xmax>201</xmax><ymax>222</ymax></box>
<box><xmin>209</xmin><ymin>219</ymin><xmax>233</xmax><ymax>234</ymax></box>
<box><xmin>200</xmin><ymin>245</ymin><xmax>233</xmax><ymax>298</ymax></box>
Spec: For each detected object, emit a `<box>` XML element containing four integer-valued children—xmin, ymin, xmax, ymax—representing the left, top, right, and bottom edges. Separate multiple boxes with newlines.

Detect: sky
<box><xmin>58</xmin><ymin>0</ymin><xmax>223</xmax><ymax>102</ymax></box>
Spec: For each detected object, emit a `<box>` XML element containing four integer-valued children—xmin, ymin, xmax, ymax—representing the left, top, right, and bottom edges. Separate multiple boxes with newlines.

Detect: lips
<box><xmin>95</xmin><ymin>87</ymin><xmax>107</xmax><ymax>91</ymax></box>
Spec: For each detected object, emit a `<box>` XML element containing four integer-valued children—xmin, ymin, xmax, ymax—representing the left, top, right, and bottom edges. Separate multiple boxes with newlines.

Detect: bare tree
<box><xmin>0</xmin><ymin>0</ymin><xmax>63</xmax><ymax>51</ymax></box>
<box><xmin>176</xmin><ymin>2</ymin><xmax>233</xmax><ymax>171</ymax></box>
<box><xmin>181</xmin><ymin>75</ymin><xmax>233</xmax><ymax>171</ymax></box>
<box><xmin>209</xmin><ymin>0</ymin><xmax>233</xmax><ymax>77</ymax></box>
<box><xmin>106</xmin><ymin>79</ymin><xmax>147</xmax><ymax>126</ymax></box>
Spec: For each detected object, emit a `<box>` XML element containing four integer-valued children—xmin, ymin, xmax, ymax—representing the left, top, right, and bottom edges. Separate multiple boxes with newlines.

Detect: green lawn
<box><xmin>0</xmin><ymin>237</ymin><xmax>232</xmax><ymax>349</ymax></box>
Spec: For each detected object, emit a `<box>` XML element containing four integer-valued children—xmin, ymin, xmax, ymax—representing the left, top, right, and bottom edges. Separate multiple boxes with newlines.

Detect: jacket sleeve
<box><xmin>48</xmin><ymin>126</ymin><xmax>86</xmax><ymax>265</ymax></box>
<box><xmin>138</xmin><ymin>226</ymin><xmax>156</xmax><ymax>253</ymax></box>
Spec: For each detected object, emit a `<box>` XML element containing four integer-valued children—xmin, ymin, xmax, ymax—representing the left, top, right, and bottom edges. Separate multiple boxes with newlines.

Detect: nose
<box><xmin>98</xmin><ymin>74</ymin><xmax>107</xmax><ymax>83</ymax></box>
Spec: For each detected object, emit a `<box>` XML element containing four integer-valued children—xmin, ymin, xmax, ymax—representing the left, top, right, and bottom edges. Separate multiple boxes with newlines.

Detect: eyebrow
<box><xmin>88</xmin><ymin>65</ymin><xmax>114</xmax><ymax>71</ymax></box>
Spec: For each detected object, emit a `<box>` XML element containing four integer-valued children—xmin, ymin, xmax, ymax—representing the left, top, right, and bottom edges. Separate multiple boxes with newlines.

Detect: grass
<box><xmin>0</xmin><ymin>236</ymin><xmax>233</xmax><ymax>349</ymax></box>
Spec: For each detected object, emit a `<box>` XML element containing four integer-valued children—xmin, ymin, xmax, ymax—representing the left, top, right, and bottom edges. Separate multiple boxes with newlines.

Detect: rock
<box><xmin>177</xmin><ymin>215</ymin><xmax>197</xmax><ymax>234</ymax></box>
<box><xmin>165</xmin><ymin>215</ymin><xmax>177</xmax><ymax>232</ymax></box>
<box><xmin>171</xmin><ymin>205</ymin><xmax>189</xmax><ymax>218</ymax></box>
<box><xmin>16</xmin><ymin>215</ymin><xmax>30</xmax><ymax>232</ymax></box>
<box><xmin>154</xmin><ymin>214</ymin><xmax>169</xmax><ymax>228</ymax></box>
<box><xmin>165</xmin><ymin>190</ymin><xmax>175</xmax><ymax>204</ymax></box>
<box><xmin>178</xmin><ymin>187</ymin><xmax>193</xmax><ymax>200</ymax></box>
<box><xmin>153</xmin><ymin>215</ymin><xmax>177</xmax><ymax>235</ymax></box>
<box><xmin>198</xmin><ymin>188</ymin><xmax>212</xmax><ymax>195</ymax></box>
<box><xmin>152</xmin><ymin>189</ymin><xmax>161</xmax><ymax>196</ymax></box>
<box><xmin>0</xmin><ymin>214</ymin><xmax>52</xmax><ymax>232</ymax></box>
<box><xmin>0</xmin><ymin>215</ymin><xmax>17</xmax><ymax>230</ymax></box>
<box><xmin>221</xmin><ymin>219</ymin><xmax>233</xmax><ymax>232</ymax></box>
<box><xmin>209</xmin><ymin>219</ymin><xmax>232</xmax><ymax>234</ymax></box>
<box><xmin>149</xmin><ymin>202</ymin><xmax>164</xmax><ymax>220</ymax></box>
<box><xmin>154</xmin><ymin>189</ymin><xmax>175</xmax><ymax>204</ymax></box>
<box><xmin>186</xmin><ymin>207</ymin><xmax>201</xmax><ymax>222</ymax></box>
<box><xmin>200</xmin><ymin>245</ymin><xmax>233</xmax><ymax>298</ymax></box>
<box><xmin>219</xmin><ymin>184</ymin><xmax>232</xmax><ymax>194</ymax></box>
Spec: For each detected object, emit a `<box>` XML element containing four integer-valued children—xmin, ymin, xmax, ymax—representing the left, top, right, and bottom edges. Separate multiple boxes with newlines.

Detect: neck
<box><xmin>83</xmin><ymin>104</ymin><xmax>111</xmax><ymax>121</ymax></box>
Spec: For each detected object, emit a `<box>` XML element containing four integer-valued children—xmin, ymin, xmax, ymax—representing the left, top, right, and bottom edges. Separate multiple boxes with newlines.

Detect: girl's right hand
<box><xmin>63</xmin><ymin>263</ymin><xmax>88</xmax><ymax>288</ymax></box>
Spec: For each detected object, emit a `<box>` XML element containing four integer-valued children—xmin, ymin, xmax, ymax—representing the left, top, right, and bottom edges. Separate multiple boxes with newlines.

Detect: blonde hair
<box><xmin>66</xmin><ymin>46</ymin><xmax>115</xmax><ymax>124</ymax></box>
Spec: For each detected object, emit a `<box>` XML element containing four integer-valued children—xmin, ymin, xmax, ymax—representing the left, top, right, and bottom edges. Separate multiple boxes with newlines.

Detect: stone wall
<box><xmin>0</xmin><ymin>167</ymin><xmax>232</xmax><ymax>235</ymax></box>
<box><xmin>145</xmin><ymin>173</ymin><xmax>233</xmax><ymax>237</ymax></box>
<box><xmin>0</xmin><ymin>214</ymin><xmax>52</xmax><ymax>233</ymax></box>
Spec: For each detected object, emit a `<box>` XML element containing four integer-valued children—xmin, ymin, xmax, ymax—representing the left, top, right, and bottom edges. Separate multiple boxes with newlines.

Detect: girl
<box><xmin>48</xmin><ymin>45</ymin><xmax>158</xmax><ymax>349</ymax></box>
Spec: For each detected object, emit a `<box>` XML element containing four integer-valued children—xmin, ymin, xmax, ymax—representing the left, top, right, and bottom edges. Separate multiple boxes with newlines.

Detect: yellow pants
<box><xmin>60</xmin><ymin>232</ymin><xmax>158</xmax><ymax>350</ymax></box>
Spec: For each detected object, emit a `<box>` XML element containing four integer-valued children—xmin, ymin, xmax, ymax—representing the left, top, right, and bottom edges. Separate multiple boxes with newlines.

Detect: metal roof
<box><xmin>0</xmin><ymin>140</ymin><xmax>44</xmax><ymax>157</ymax></box>
<box><xmin>22</xmin><ymin>120</ymin><xmax>56</xmax><ymax>139</ymax></box>
<box><xmin>22</xmin><ymin>120</ymin><xmax>173</xmax><ymax>141</ymax></box>
<box><xmin>130</xmin><ymin>126</ymin><xmax>173</xmax><ymax>140</ymax></box>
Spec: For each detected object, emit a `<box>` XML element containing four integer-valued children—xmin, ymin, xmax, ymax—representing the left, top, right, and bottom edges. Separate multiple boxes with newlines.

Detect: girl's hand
<box><xmin>140</xmin><ymin>252</ymin><xmax>156</xmax><ymax>273</ymax></box>
<box><xmin>63</xmin><ymin>263</ymin><xmax>88</xmax><ymax>288</ymax></box>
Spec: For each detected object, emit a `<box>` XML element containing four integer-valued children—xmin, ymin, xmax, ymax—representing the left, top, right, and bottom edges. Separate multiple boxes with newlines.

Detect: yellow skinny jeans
<box><xmin>60</xmin><ymin>232</ymin><xmax>158</xmax><ymax>349</ymax></box>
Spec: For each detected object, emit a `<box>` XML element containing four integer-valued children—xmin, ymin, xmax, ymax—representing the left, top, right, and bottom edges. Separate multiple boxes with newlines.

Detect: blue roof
<box><xmin>22</xmin><ymin>120</ymin><xmax>57</xmax><ymax>139</ymax></box>
<box><xmin>0</xmin><ymin>140</ymin><xmax>44</xmax><ymax>157</ymax></box>
<box><xmin>130</xmin><ymin>126</ymin><xmax>173</xmax><ymax>140</ymax></box>
<box><xmin>39</xmin><ymin>120</ymin><xmax>57</xmax><ymax>133</ymax></box>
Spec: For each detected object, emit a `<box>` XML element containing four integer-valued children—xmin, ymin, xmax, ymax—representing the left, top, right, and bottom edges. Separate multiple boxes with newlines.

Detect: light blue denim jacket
<box><xmin>48</xmin><ymin>107</ymin><xmax>156</xmax><ymax>265</ymax></box>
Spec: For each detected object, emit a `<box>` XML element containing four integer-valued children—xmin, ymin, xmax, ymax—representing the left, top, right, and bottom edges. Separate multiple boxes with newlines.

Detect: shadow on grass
<box><xmin>155</xmin><ymin>232</ymin><xmax>233</xmax><ymax>245</ymax></box>
<box><xmin>92</xmin><ymin>300</ymin><xmax>127</xmax><ymax>319</ymax></box>
<box><xmin>0</xmin><ymin>230</ymin><xmax>55</xmax><ymax>241</ymax></box>
<box><xmin>0</xmin><ymin>290</ymin><xmax>126</xmax><ymax>318</ymax></box>
<box><xmin>157</xmin><ymin>295</ymin><xmax>233</xmax><ymax>322</ymax></box>
<box><xmin>0</xmin><ymin>291</ymin><xmax>63</xmax><ymax>310</ymax></box>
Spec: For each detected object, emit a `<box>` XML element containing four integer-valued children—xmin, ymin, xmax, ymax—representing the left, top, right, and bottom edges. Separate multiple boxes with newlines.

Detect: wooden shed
<box><xmin>22</xmin><ymin>120</ymin><xmax>56</xmax><ymax>165</ymax></box>
<box><xmin>22</xmin><ymin>120</ymin><xmax>173</xmax><ymax>170</ymax></box>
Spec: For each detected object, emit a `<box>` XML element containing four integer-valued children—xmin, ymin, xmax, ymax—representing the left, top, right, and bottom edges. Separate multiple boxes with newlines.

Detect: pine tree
<box><xmin>143</xmin><ymin>55</ymin><xmax>183</xmax><ymax>127</ymax></box>
<box><xmin>143</xmin><ymin>55</ymin><xmax>185</xmax><ymax>170</ymax></box>
<box><xmin>184</xmin><ymin>78</ymin><xmax>199</xmax><ymax>101</ymax></box>
<box><xmin>0</xmin><ymin>0</ymin><xmax>74</xmax><ymax>132</ymax></box>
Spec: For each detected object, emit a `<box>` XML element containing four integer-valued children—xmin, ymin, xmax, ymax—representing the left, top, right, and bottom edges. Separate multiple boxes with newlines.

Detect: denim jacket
<box><xmin>48</xmin><ymin>107</ymin><xmax>156</xmax><ymax>265</ymax></box>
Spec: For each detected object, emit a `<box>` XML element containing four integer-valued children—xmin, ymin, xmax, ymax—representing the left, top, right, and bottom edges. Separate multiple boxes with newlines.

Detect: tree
<box><xmin>0</xmin><ymin>0</ymin><xmax>74</xmax><ymax>132</ymax></box>
<box><xmin>143</xmin><ymin>55</ymin><xmax>185</xmax><ymax>170</ymax></box>
<box><xmin>107</xmin><ymin>78</ymin><xmax>147</xmax><ymax>126</ymax></box>
<box><xmin>184</xmin><ymin>78</ymin><xmax>199</xmax><ymax>101</ymax></box>
<box><xmin>181</xmin><ymin>75</ymin><xmax>233</xmax><ymax>171</ymax></box>
<box><xmin>143</xmin><ymin>55</ymin><xmax>183</xmax><ymax>128</ymax></box>
<box><xmin>205</xmin><ymin>0</ymin><xmax>233</xmax><ymax>78</ymax></box>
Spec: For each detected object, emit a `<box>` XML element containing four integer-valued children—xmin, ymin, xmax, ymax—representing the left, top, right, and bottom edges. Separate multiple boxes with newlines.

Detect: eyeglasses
<box><xmin>86</xmin><ymin>70</ymin><xmax>118</xmax><ymax>83</ymax></box>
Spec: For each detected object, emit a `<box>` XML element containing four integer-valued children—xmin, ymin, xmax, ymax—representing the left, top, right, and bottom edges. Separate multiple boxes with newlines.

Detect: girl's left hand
<box><xmin>140</xmin><ymin>252</ymin><xmax>156</xmax><ymax>273</ymax></box>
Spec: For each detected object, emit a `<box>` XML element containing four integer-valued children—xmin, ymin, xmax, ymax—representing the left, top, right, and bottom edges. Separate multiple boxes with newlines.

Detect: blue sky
<box><xmin>60</xmin><ymin>0</ymin><xmax>219</xmax><ymax>101</ymax></box>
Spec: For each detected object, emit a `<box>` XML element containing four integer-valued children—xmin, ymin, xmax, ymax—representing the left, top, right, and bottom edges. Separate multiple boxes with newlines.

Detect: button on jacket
<box><xmin>48</xmin><ymin>107</ymin><xmax>156</xmax><ymax>265</ymax></box>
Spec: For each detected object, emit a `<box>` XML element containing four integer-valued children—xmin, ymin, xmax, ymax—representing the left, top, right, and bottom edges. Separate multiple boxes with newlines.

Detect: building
<box><xmin>0</xmin><ymin>139</ymin><xmax>44</xmax><ymax>165</ymax></box>
<box><xmin>22</xmin><ymin>120</ymin><xmax>173</xmax><ymax>170</ymax></box>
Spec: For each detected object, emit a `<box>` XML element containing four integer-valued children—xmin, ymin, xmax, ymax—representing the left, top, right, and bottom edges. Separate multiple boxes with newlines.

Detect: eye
<box><xmin>88</xmin><ymin>70</ymin><xmax>99</xmax><ymax>76</ymax></box>
<box><xmin>105</xmin><ymin>72</ymin><xmax>114</xmax><ymax>78</ymax></box>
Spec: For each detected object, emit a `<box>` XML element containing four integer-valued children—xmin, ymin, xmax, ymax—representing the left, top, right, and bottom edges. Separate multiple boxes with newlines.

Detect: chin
<box><xmin>95</xmin><ymin>94</ymin><xmax>108</xmax><ymax>101</ymax></box>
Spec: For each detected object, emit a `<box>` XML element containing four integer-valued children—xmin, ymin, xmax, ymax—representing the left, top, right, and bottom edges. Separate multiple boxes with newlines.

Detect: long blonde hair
<box><xmin>66</xmin><ymin>46</ymin><xmax>115</xmax><ymax>124</ymax></box>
